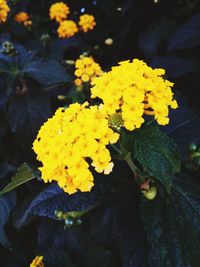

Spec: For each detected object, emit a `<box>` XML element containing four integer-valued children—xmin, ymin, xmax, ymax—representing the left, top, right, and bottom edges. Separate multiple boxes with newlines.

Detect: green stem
<box><xmin>111</xmin><ymin>144</ymin><xmax>122</xmax><ymax>155</ymax></box>
<box><xmin>124</xmin><ymin>152</ymin><xmax>138</xmax><ymax>177</ymax></box>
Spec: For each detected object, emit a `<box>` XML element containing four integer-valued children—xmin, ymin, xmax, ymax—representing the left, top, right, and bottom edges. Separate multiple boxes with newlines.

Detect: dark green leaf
<box><xmin>90</xmin><ymin>191</ymin><xmax>149</xmax><ymax>267</ymax></box>
<box><xmin>151</xmin><ymin>53</ymin><xmax>200</xmax><ymax>77</ymax></box>
<box><xmin>139</xmin><ymin>18</ymin><xmax>177</xmax><ymax>58</ymax></box>
<box><xmin>0</xmin><ymin>192</ymin><xmax>16</xmax><ymax>246</ymax></box>
<box><xmin>167</xmin><ymin>13</ymin><xmax>200</xmax><ymax>51</ymax></box>
<box><xmin>14</xmin><ymin>176</ymin><xmax>109</xmax><ymax>228</ymax></box>
<box><xmin>141</xmin><ymin>173</ymin><xmax>200</xmax><ymax>267</ymax></box>
<box><xmin>23</xmin><ymin>59</ymin><xmax>69</xmax><ymax>85</ymax></box>
<box><xmin>126</xmin><ymin>125</ymin><xmax>180</xmax><ymax>191</ymax></box>
<box><xmin>39</xmin><ymin>248</ymin><xmax>74</xmax><ymax>267</ymax></box>
<box><xmin>7</xmin><ymin>88</ymin><xmax>51</xmax><ymax>149</ymax></box>
<box><xmin>0</xmin><ymin>162</ymin><xmax>16</xmax><ymax>180</ymax></box>
<box><xmin>162</xmin><ymin>95</ymin><xmax>200</xmax><ymax>159</ymax></box>
<box><xmin>0</xmin><ymin>163</ymin><xmax>35</xmax><ymax>196</ymax></box>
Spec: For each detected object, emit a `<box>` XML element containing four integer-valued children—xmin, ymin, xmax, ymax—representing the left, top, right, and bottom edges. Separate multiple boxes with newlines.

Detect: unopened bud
<box><xmin>108</xmin><ymin>113</ymin><xmax>123</xmax><ymax>131</ymax></box>
<box><xmin>65</xmin><ymin>60</ymin><xmax>75</xmax><ymax>65</ymax></box>
<box><xmin>57</xmin><ymin>95</ymin><xmax>66</xmax><ymax>100</ymax></box>
<box><xmin>143</xmin><ymin>186</ymin><xmax>157</xmax><ymax>200</ymax></box>
<box><xmin>105</xmin><ymin>38</ymin><xmax>113</xmax><ymax>45</ymax></box>
<box><xmin>65</xmin><ymin>216</ymin><xmax>74</xmax><ymax>227</ymax></box>
<box><xmin>54</xmin><ymin>210</ymin><xmax>63</xmax><ymax>218</ymax></box>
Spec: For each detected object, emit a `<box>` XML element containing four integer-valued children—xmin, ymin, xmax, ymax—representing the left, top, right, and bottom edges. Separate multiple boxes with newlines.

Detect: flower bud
<box><xmin>105</xmin><ymin>38</ymin><xmax>113</xmax><ymax>45</ymax></box>
<box><xmin>143</xmin><ymin>186</ymin><xmax>157</xmax><ymax>200</ymax></box>
<box><xmin>0</xmin><ymin>41</ymin><xmax>17</xmax><ymax>56</ymax></box>
<box><xmin>188</xmin><ymin>142</ymin><xmax>197</xmax><ymax>153</ymax></box>
<box><xmin>54</xmin><ymin>210</ymin><xmax>63</xmax><ymax>218</ymax></box>
<box><xmin>108</xmin><ymin>113</ymin><xmax>123</xmax><ymax>131</ymax></box>
<box><xmin>65</xmin><ymin>216</ymin><xmax>74</xmax><ymax>227</ymax></box>
<box><xmin>57</xmin><ymin>95</ymin><xmax>66</xmax><ymax>100</ymax></box>
<box><xmin>75</xmin><ymin>218</ymin><xmax>82</xmax><ymax>225</ymax></box>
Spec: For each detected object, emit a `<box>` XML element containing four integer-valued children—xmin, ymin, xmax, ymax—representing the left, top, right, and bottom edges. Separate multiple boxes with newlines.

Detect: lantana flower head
<box><xmin>91</xmin><ymin>59</ymin><xmax>178</xmax><ymax>131</ymax></box>
<box><xmin>74</xmin><ymin>56</ymin><xmax>102</xmax><ymax>86</ymax></box>
<box><xmin>33</xmin><ymin>102</ymin><xmax>119</xmax><ymax>194</ymax></box>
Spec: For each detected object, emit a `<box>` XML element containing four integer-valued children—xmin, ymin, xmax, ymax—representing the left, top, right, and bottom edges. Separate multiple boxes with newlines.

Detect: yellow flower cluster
<box><xmin>49</xmin><ymin>2</ymin><xmax>70</xmax><ymax>22</ymax></box>
<box><xmin>78</xmin><ymin>14</ymin><xmax>96</xmax><ymax>32</ymax></box>
<box><xmin>14</xmin><ymin>12</ymin><xmax>32</xmax><ymax>26</ymax></box>
<box><xmin>91</xmin><ymin>59</ymin><xmax>178</xmax><ymax>131</ymax></box>
<box><xmin>33</xmin><ymin>102</ymin><xmax>119</xmax><ymax>194</ymax></box>
<box><xmin>30</xmin><ymin>256</ymin><xmax>44</xmax><ymax>267</ymax></box>
<box><xmin>0</xmin><ymin>0</ymin><xmax>10</xmax><ymax>23</ymax></box>
<box><xmin>74</xmin><ymin>56</ymin><xmax>102</xmax><ymax>86</ymax></box>
<box><xmin>57</xmin><ymin>20</ymin><xmax>78</xmax><ymax>38</ymax></box>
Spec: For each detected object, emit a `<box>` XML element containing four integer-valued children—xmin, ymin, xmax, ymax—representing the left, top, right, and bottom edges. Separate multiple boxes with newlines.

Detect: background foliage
<box><xmin>1</xmin><ymin>0</ymin><xmax>200</xmax><ymax>266</ymax></box>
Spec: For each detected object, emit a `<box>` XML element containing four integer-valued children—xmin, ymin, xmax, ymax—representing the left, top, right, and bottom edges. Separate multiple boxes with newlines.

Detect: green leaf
<box><xmin>141</xmin><ymin>173</ymin><xmax>200</xmax><ymax>267</ymax></box>
<box><xmin>14</xmin><ymin>176</ymin><xmax>109</xmax><ymax>228</ymax></box>
<box><xmin>125</xmin><ymin>125</ymin><xmax>181</xmax><ymax>192</ymax></box>
<box><xmin>7</xmin><ymin>87</ymin><xmax>51</xmax><ymax>149</ymax></box>
<box><xmin>22</xmin><ymin>59</ymin><xmax>70</xmax><ymax>85</ymax></box>
<box><xmin>0</xmin><ymin>163</ymin><xmax>35</xmax><ymax>196</ymax></box>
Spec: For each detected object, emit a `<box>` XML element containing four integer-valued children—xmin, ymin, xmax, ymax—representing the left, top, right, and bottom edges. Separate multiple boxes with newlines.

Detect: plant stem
<box><xmin>124</xmin><ymin>152</ymin><xmax>138</xmax><ymax>177</ymax></box>
<box><xmin>111</xmin><ymin>144</ymin><xmax>122</xmax><ymax>155</ymax></box>
<box><xmin>112</xmin><ymin>143</ymin><xmax>138</xmax><ymax>178</ymax></box>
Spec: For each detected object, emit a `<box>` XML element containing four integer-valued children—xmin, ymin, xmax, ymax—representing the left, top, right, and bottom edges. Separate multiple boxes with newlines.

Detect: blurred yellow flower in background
<box><xmin>14</xmin><ymin>12</ymin><xmax>32</xmax><ymax>26</ymax></box>
<box><xmin>0</xmin><ymin>0</ymin><xmax>10</xmax><ymax>23</ymax></box>
<box><xmin>49</xmin><ymin>2</ymin><xmax>70</xmax><ymax>22</ymax></box>
<box><xmin>78</xmin><ymin>14</ymin><xmax>96</xmax><ymax>32</ymax></box>
<box><xmin>57</xmin><ymin>20</ymin><xmax>78</xmax><ymax>38</ymax></box>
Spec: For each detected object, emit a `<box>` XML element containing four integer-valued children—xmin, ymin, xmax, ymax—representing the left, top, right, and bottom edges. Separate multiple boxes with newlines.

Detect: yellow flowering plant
<box><xmin>0</xmin><ymin>1</ymin><xmax>199</xmax><ymax>266</ymax></box>
<box><xmin>32</xmin><ymin>59</ymin><xmax>180</xmax><ymax>198</ymax></box>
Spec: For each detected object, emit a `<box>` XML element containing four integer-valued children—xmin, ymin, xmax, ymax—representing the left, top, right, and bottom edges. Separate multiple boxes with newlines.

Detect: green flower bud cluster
<box><xmin>108</xmin><ymin>113</ymin><xmax>124</xmax><ymax>131</ymax></box>
<box><xmin>0</xmin><ymin>41</ymin><xmax>17</xmax><ymax>56</ymax></box>
<box><xmin>54</xmin><ymin>210</ymin><xmax>82</xmax><ymax>228</ymax></box>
